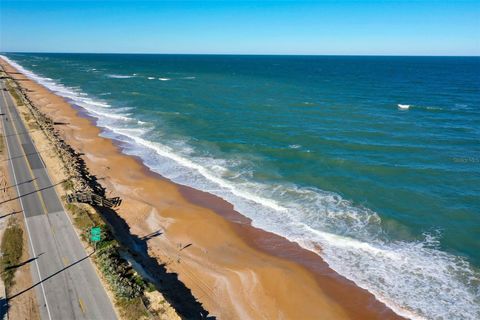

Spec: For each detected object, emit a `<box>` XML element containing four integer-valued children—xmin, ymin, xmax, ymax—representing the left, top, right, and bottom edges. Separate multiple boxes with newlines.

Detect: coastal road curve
<box><xmin>0</xmin><ymin>76</ymin><xmax>117</xmax><ymax>319</ymax></box>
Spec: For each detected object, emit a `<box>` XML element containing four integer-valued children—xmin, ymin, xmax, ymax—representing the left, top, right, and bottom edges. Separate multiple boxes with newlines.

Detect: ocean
<box><xmin>2</xmin><ymin>53</ymin><xmax>479</xmax><ymax>319</ymax></box>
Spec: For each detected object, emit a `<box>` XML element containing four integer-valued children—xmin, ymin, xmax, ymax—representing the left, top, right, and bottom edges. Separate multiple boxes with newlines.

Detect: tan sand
<box><xmin>0</xmin><ymin>58</ymin><xmax>404</xmax><ymax>320</ymax></box>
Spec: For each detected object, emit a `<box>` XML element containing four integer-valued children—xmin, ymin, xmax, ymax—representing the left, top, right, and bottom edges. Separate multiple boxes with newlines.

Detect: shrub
<box><xmin>62</xmin><ymin>179</ymin><xmax>74</xmax><ymax>191</ymax></box>
<box><xmin>96</xmin><ymin>245</ymin><xmax>145</xmax><ymax>299</ymax></box>
<box><xmin>0</xmin><ymin>219</ymin><xmax>24</xmax><ymax>290</ymax></box>
<box><xmin>6</xmin><ymin>81</ymin><xmax>23</xmax><ymax>106</ymax></box>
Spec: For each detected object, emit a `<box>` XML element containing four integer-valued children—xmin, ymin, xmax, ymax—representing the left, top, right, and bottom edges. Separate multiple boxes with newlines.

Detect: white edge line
<box><xmin>26</xmin><ymin>95</ymin><xmax>118</xmax><ymax>316</ymax></box>
<box><xmin>0</xmin><ymin>81</ymin><xmax>53</xmax><ymax>320</ymax></box>
<box><xmin>3</xmin><ymin>73</ymin><xmax>117</xmax><ymax>317</ymax></box>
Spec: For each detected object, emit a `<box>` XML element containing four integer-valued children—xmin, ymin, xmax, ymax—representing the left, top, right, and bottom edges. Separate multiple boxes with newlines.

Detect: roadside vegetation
<box><xmin>5</xmin><ymin>75</ymin><xmax>173</xmax><ymax>319</ymax></box>
<box><xmin>22</xmin><ymin>111</ymin><xmax>39</xmax><ymax>130</ymax></box>
<box><xmin>0</xmin><ymin>134</ymin><xmax>4</xmax><ymax>154</ymax></box>
<box><xmin>64</xmin><ymin>202</ymin><xmax>152</xmax><ymax>319</ymax></box>
<box><xmin>62</xmin><ymin>179</ymin><xmax>75</xmax><ymax>192</ymax></box>
<box><xmin>0</xmin><ymin>218</ymin><xmax>24</xmax><ymax>292</ymax></box>
<box><xmin>5</xmin><ymin>80</ymin><xmax>23</xmax><ymax>106</ymax></box>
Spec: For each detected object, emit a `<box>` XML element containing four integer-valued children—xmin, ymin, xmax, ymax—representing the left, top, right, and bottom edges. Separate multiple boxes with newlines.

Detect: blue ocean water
<box><xmin>2</xmin><ymin>53</ymin><xmax>479</xmax><ymax>319</ymax></box>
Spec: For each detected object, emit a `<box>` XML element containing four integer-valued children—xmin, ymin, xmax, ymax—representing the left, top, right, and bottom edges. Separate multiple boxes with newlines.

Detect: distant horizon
<box><xmin>2</xmin><ymin>51</ymin><xmax>479</xmax><ymax>58</ymax></box>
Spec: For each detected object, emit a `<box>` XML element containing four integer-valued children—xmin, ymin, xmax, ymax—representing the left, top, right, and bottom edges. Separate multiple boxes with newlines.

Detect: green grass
<box><xmin>0</xmin><ymin>134</ymin><xmax>4</xmax><ymax>154</ymax></box>
<box><xmin>64</xmin><ymin>202</ymin><xmax>151</xmax><ymax>319</ymax></box>
<box><xmin>66</xmin><ymin>203</ymin><xmax>97</xmax><ymax>240</ymax></box>
<box><xmin>95</xmin><ymin>245</ymin><xmax>145</xmax><ymax>299</ymax></box>
<box><xmin>116</xmin><ymin>297</ymin><xmax>149</xmax><ymax>320</ymax></box>
<box><xmin>0</xmin><ymin>218</ymin><xmax>24</xmax><ymax>291</ymax></box>
<box><xmin>66</xmin><ymin>203</ymin><xmax>104</xmax><ymax>229</ymax></box>
<box><xmin>145</xmin><ymin>282</ymin><xmax>156</xmax><ymax>293</ymax></box>
<box><xmin>21</xmin><ymin>111</ymin><xmax>39</xmax><ymax>130</ymax></box>
<box><xmin>22</xmin><ymin>112</ymin><xmax>32</xmax><ymax>122</ymax></box>
<box><xmin>62</xmin><ymin>179</ymin><xmax>75</xmax><ymax>191</ymax></box>
<box><xmin>6</xmin><ymin>81</ymin><xmax>23</xmax><ymax>106</ymax></box>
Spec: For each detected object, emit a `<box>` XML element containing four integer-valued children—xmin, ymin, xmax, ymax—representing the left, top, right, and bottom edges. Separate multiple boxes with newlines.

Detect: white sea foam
<box><xmin>147</xmin><ymin>77</ymin><xmax>155</xmax><ymax>80</ymax></box>
<box><xmin>3</xmin><ymin>55</ymin><xmax>479</xmax><ymax>320</ymax></box>
<box><xmin>107</xmin><ymin>74</ymin><xmax>134</xmax><ymax>79</ymax></box>
<box><xmin>288</xmin><ymin>144</ymin><xmax>301</xmax><ymax>149</ymax></box>
<box><xmin>158</xmin><ymin>77</ymin><xmax>170</xmax><ymax>81</ymax></box>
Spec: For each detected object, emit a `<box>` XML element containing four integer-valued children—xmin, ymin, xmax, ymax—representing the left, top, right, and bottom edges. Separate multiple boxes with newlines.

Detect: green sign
<box><xmin>90</xmin><ymin>227</ymin><xmax>101</xmax><ymax>242</ymax></box>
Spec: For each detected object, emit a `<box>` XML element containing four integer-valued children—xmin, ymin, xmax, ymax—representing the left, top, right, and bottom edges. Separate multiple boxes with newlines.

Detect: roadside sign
<box><xmin>90</xmin><ymin>227</ymin><xmax>101</xmax><ymax>242</ymax></box>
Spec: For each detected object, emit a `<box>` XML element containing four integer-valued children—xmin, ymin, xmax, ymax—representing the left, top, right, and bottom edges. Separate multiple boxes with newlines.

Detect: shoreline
<box><xmin>0</xmin><ymin>57</ymin><xmax>404</xmax><ymax>319</ymax></box>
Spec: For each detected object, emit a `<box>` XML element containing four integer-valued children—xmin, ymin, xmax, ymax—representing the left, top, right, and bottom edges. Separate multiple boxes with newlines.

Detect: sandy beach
<box><xmin>0</xmin><ymin>57</ymin><xmax>404</xmax><ymax>319</ymax></box>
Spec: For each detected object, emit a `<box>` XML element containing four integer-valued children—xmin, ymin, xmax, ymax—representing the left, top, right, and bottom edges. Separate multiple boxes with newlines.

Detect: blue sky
<box><xmin>0</xmin><ymin>1</ymin><xmax>479</xmax><ymax>55</ymax></box>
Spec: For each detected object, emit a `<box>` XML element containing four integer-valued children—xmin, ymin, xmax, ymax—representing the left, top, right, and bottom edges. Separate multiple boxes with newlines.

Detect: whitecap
<box><xmin>107</xmin><ymin>74</ymin><xmax>134</xmax><ymax>79</ymax></box>
<box><xmin>3</xmin><ymin>54</ymin><xmax>479</xmax><ymax>320</ymax></box>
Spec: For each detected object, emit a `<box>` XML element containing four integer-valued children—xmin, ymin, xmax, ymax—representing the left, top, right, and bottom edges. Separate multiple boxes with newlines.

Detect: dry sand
<box><xmin>0</xmin><ymin>58</ymin><xmax>404</xmax><ymax>320</ymax></box>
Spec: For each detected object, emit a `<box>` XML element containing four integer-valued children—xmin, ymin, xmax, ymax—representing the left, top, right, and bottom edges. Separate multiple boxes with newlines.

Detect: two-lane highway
<box><xmin>0</xmin><ymin>76</ymin><xmax>117</xmax><ymax>319</ymax></box>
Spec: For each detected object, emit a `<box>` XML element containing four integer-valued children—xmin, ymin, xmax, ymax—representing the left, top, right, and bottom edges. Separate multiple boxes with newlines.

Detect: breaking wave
<box><xmin>2</xmin><ymin>55</ymin><xmax>479</xmax><ymax>320</ymax></box>
<box><xmin>107</xmin><ymin>74</ymin><xmax>134</xmax><ymax>79</ymax></box>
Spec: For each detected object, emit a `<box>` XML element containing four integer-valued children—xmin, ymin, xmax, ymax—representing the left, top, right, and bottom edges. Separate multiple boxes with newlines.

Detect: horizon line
<box><xmin>1</xmin><ymin>51</ymin><xmax>479</xmax><ymax>58</ymax></box>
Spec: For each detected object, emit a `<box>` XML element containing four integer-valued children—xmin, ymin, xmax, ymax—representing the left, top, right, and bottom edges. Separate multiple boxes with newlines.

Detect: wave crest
<box><xmin>2</xmin><ymin>54</ymin><xmax>479</xmax><ymax>320</ymax></box>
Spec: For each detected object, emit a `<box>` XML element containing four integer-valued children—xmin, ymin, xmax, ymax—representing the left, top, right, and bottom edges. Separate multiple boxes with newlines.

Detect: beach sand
<box><xmin>0</xmin><ymin>57</ymin><xmax>404</xmax><ymax>320</ymax></box>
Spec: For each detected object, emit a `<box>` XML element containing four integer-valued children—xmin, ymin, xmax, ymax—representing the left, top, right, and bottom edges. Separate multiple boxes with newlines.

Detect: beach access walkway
<box><xmin>0</xmin><ymin>78</ymin><xmax>117</xmax><ymax>320</ymax></box>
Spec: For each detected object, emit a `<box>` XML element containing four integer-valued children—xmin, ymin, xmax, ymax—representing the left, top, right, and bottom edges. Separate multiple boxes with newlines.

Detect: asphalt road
<box><xmin>0</xmin><ymin>78</ymin><xmax>117</xmax><ymax>320</ymax></box>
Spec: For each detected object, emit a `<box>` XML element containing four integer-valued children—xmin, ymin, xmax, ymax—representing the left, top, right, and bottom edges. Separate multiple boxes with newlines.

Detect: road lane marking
<box><xmin>2</xmin><ymin>86</ymin><xmax>50</xmax><ymax>216</ymax></box>
<box><xmin>0</xmin><ymin>80</ymin><xmax>53</xmax><ymax>320</ymax></box>
<box><xmin>2</xmin><ymin>76</ymin><xmax>116</xmax><ymax>318</ymax></box>
<box><xmin>78</xmin><ymin>298</ymin><xmax>86</xmax><ymax>313</ymax></box>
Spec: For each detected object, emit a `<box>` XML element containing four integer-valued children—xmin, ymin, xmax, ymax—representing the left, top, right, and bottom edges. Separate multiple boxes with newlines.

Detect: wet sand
<box><xmin>0</xmin><ymin>57</ymin><xmax>404</xmax><ymax>320</ymax></box>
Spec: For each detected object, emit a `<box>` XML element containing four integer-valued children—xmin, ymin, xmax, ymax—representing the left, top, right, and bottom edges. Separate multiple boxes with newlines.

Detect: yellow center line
<box><xmin>0</xmin><ymin>83</ymin><xmax>50</xmax><ymax>216</ymax></box>
<box><xmin>78</xmin><ymin>298</ymin><xmax>86</xmax><ymax>313</ymax></box>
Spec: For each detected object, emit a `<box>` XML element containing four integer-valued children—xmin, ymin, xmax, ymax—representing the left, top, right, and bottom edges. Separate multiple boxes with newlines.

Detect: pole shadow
<box><xmin>0</xmin><ymin>210</ymin><xmax>22</xmax><ymax>220</ymax></box>
<box><xmin>7</xmin><ymin>252</ymin><xmax>93</xmax><ymax>300</ymax></box>
<box><xmin>0</xmin><ymin>180</ymin><xmax>64</xmax><ymax>205</ymax></box>
<box><xmin>1</xmin><ymin>148</ymin><xmax>48</xmax><ymax>164</ymax></box>
<box><xmin>0</xmin><ymin>178</ymin><xmax>37</xmax><ymax>192</ymax></box>
<box><xmin>97</xmin><ymin>206</ymin><xmax>215</xmax><ymax>319</ymax></box>
<box><xmin>2</xmin><ymin>253</ymin><xmax>45</xmax><ymax>273</ymax></box>
<box><xmin>2</xmin><ymin>129</ymin><xmax>42</xmax><ymax>139</ymax></box>
<box><xmin>139</xmin><ymin>230</ymin><xmax>163</xmax><ymax>241</ymax></box>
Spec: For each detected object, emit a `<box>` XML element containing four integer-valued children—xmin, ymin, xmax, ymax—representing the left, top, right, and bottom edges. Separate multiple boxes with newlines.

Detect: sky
<box><xmin>0</xmin><ymin>0</ymin><xmax>479</xmax><ymax>56</ymax></box>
